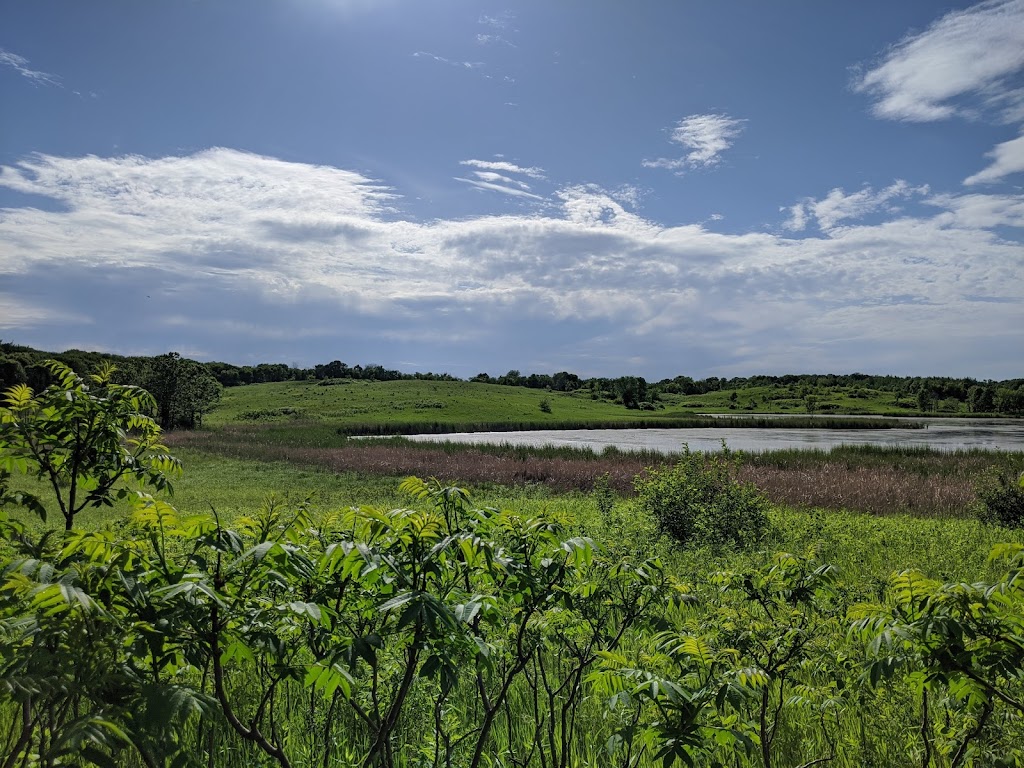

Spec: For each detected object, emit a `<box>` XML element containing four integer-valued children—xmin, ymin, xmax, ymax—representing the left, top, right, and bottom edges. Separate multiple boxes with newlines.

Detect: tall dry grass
<box><xmin>735</xmin><ymin>464</ymin><xmax>972</xmax><ymax>517</ymax></box>
<box><xmin>167</xmin><ymin>430</ymin><xmax>1003</xmax><ymax>517</ymax></box>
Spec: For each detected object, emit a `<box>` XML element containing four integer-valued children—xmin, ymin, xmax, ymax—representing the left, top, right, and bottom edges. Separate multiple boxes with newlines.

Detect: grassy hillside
<box><xmin>663</xmin><ymin>383</ymin><xmax>919</xmax><ymax>414</ymax></box>
<box><xmin>205</xmin><ymin>378</ymin><xmax>939</xmax><ymax>433</ymax></box>
<box><xmin>206</xmin><ymin>379</ymin><xmax>645</xmax><ymax>426</ymax></box>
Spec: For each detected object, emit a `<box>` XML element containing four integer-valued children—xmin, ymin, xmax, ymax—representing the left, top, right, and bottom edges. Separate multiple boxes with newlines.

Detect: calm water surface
<box><xmin>404</xmin><ymin>418</ymin><xmax>1024</xmax><ymax>454</ymax></box>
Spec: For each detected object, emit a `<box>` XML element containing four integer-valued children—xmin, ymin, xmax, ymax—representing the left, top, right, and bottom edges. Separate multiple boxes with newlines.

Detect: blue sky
<box><xmin>1</xmin><ymin>1</ymin><xmax>1022</xmax><ymax>379</ymax></box>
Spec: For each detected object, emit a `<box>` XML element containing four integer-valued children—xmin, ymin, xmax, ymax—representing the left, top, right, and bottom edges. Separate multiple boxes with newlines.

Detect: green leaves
<box><xmin>854</xmin><ymin>544</ymin><xmax>1024</xmax><ymax>764</ymax></box>
<box><xmin>634</xmin><ymin>447</ymin><xmax>770</xmax><ymax>550</ymax></box>
<box><xmin>0</xmin><ymin>360</ymin><xmax>180</xmax><ymax>530</ymax></box>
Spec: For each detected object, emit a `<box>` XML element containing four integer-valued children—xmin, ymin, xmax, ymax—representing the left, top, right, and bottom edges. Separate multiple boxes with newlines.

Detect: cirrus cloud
<box><xmin>0</xmin><ymin>47</ymin><xmax>61</xmax><ymax>87</ymax></box>
<box><xmin>0</xmin><ymin>149</ymin><xmax>1021</xmax><ymax>377</ymax></box>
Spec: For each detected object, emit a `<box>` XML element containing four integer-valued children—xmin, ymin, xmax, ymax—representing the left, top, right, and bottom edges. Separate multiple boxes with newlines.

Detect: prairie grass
<box><xmin>165</xmin><ymin>430</ymin><xmax>1023</xmax><ymax>517</ymax></box>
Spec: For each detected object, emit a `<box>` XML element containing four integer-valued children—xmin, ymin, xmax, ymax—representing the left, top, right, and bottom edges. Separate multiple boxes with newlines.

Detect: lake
<box><xmin>404</xmin><ymin>417</ymin><xmax>1024</xmax><ymax>454</ymax></box>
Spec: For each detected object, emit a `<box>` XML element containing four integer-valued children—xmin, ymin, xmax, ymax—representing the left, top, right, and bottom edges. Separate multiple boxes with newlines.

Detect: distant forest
<box><xmin>2</xmin><ymin>341</ymin><xmax>1022</xmax><ymax>417</ymax></box>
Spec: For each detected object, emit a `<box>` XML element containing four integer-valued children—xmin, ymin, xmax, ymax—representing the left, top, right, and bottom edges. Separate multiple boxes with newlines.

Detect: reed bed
<box><xmin>167</xmin><ymin>430</ymin><xmax>1018</xmax><ymax>517</ymax></box>
<box><xmin>334</xmin><ymin>414</ymin><xmax>921</xmax><ymax>434</ymax></box>
<box><xmin>736</xmin><ymin>463</ymin><xmax>973</xmax><ymax>517</ymax></box>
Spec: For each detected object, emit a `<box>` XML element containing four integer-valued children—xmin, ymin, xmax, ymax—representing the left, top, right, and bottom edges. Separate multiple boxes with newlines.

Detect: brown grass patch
<box><xmin>167</xmin><ymin>430</ymin><xmax>985</xmax><ymax>517</ymax></box>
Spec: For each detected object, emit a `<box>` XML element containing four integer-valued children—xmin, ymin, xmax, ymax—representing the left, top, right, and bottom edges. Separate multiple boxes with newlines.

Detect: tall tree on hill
<box><xmin>143</xmin><ymin>352</ymin><xmax>222</xmax><ymax>429</ymax></box>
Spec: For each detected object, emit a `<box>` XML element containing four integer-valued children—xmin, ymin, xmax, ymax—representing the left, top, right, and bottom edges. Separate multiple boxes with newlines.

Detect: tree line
<box><xmin>2</xmin><ymin>341</ymin><xmax>1022</xmax><ymax>418</ymax></box>
<box><xmin>0</xmin><ymin>344</ymin><xmax>220</xmax><ymax>430</ymax></box>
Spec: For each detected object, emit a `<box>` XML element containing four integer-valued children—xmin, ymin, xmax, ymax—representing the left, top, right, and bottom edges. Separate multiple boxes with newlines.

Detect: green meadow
<box><xmin>4</xmin><ymin>370</ymin><xmax>1024</xmax><ymax>768</ymax></box>
<box><xmin>206</xmin><ymin>377</ymin><xmax>934</xmax><ymax>435</ymax></box>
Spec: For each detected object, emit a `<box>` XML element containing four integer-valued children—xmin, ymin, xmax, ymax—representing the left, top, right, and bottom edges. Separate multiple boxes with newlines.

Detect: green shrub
<box><xmin>593</xmin><ymin>471</ymin><xmax>614</xmax><ymax>523</ymax></box>
<box><xmin>974</xmin><ymin>469</ymin><xmax>1024</xmax><ymax>528</ymax></box>
<box><xmin>634</xmin><ymin>447</ymin><xmax>770</xmax><ymax>549</ymax></box>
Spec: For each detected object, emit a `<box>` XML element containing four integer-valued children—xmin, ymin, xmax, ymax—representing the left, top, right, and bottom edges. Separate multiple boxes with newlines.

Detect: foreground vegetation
<box><xmin>4</xmin><ymin>363</ymin><xmax>1024</xmax><ymax>768</ymax></box>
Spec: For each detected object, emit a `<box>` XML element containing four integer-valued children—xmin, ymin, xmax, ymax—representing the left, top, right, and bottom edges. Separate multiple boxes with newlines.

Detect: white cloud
<box><xmin>643</xmin><ymin>114</ymin><xmax>745</xmax><ymax>173</ymax></box>
<box><xmin>0</xmin><ymin>149</ymin><xmax>1021</xmax><ymax>377</ymax></box>
<box><xmin>412</xmin><ymin>52</ymin><xmax>483</xmax><ymax>70</ymax></box>
<box><xmin>454</xmin><ymin>177</ymin><xmax>543</xmax><ymax>199</ymax></box>
<box><xmin>781</xmin><ymin>204</ymin><xmax>807</xmax><ymax>232</ymax></box>
<box><xmin>454</xmin><ymin>159</ymin><xmax>548</xmax><ymax>200</ymax></box>
<box><xmin>468</xmin><ymin>171</ymin><xmax>531</xmax><ymax>190</ymax></box>
<box><xmin>557</xmin><ymin>185</ymin><xmax>658</xmax><ymax>237</ymax></box>
<box><xmin>785</xmin><ymin>180</ymin><xmax>930</xmax><ymax>232</ymax></box>
<box><xmin>0</xmin><ymin>48</ymin><xmax>60</xmax><ymax>87</ymax></box>
<box><xmin>855</xmin><ymin>0</ymin><xmax>1024</xmax><ymax>122</ymax></box>
<box><xmin>926</xmin><ymin>191</ymin><xmax>1024</xmax><ymax>228</ymax></box>
<box><xmin>964</xmin><ymin>131</ymin><xmax>1024</xmax><ymax>184</ymax></box>
<box><xmin>460</xmin><ymin>159</ymin><xmax>545</xmax><ymax>179</ymax></box>
<box><xmin>479</xmin><ymin>12</ymin><xmax>514</xmax><ymax>29</ymax></box>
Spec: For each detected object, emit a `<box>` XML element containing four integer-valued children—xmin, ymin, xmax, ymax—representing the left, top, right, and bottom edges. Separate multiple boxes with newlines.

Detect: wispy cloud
<box><xmin>468</xmin><ymin>171</ymin><xmax>531</xmax><ymax>190</ymax></box>
<box><xmin>455</xmin><ymin>159</ymin><xmax>546</xmax><ymax>200</ymax></box>
<box><xmin>412</xmin><ymin>51</ymin><xmax>483</xmax><ymax>70</ymax></box>
<box><xmin>0</xmin><ymin>47</ymin><xmax>61</xmax><ymax>87</ymax></box>
<box><xmin>476</xmin><ymin>33</ymin><xmax>516</xmax><ymax>48</ymax></box>
<box><xmin>854</xmin><ymin>0</ymin><xmax>1024</xmax><ymax>122</ymax></box>
<box><xmin>643</xmin><ymin>114</ymin><xmax>745</xmax><ymax>173</ymax></box>
<box><xmin>460</xmin><ymin>159</ymin><xmax>545</xmax><ymax>179</ymax></box>
<box><xmin>964</xmin><ymin>130</ymin><xmax>1024</xmax><ymax>184</ymax></box>
<box><xmin>0</xmin><ymin>150</ymin><xmax>1021</xmax><ymax>376</ymax></box>
<box><xmin>479</xmin><ymin>11</ymin><xmax>514</xmax><ymax>30</ymax></box>
<box><xmin>784</xmin><ymin>180</ymin><xmax>930</xmax><ymax>232</ymax></box>
<box><xmin>454</xmin><ymin>176</ymin><xmax>543</xmax><ymax>199</ymax></box>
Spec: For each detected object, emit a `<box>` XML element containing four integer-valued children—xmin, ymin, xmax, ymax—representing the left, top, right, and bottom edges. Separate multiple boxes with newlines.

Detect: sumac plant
<box><xmin>852</xmin><ymin>543</ymin><xmax>1024</xmax><ymax>767</ymax></box>
<box><xmin>0</xmin><ymin>360</ymin><xmax>180</xmax><ymax>531</ymax></box>
<box><xmin>1</xmin><ymin>465</ymin><xmax>675</xmax><ymax>767</ymax></box>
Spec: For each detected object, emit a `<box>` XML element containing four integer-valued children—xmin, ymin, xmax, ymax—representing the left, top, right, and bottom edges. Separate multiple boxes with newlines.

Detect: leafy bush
<box><xmin>634</xmin><ymin>447</ymin><xmax>770</xmax><ymax>549</ymax></box>
<box><xmin>974</xmin><ymin>469</ymin><xmax>1024</xmax><ymax>528</ymax></box>
<box><xmin>237</xmin><ymin>406</ymin><xmax>303</xmax><ymax>421</ymax></box>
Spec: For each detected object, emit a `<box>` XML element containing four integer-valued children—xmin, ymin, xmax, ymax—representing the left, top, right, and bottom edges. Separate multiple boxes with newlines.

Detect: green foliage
<box><xmin>143</xmin><ymin>352</ymin><xmax>222</xmax><ymax>429</ymax></box>
<box><xmin>973</xmin><ymin>469</ymin><xmax>1024</xmax><ymax>528</ymax></box>
<box><xmin>803</xmin><ymin>393</ymin><xmax>819</xmax><ymax>414</ymax></box>
<box><xmin>851</xmin><ymin>543</ymin><xmax>1024</xmax><ymax>766</ymax></box>
<box><xmin>4</xmin><ymin>367</ymin><xmax>1024</xmax><ymax>767</ymax></box>
<box><xmin>2</xmin><ymin>400</ymin><xmax>675</xmax><ymax>768</ymax></box>
<box><xmin>592</xmin><ymin>550</ymin><xmax>844</xmax><ymax>768</ymax></box>
<box><xmin>0</xmin><ymin>361</ymin><xmax>181</xmax><ymax>530</ymax></box>
<box><xmin>593</xmin><ymin>471</ymin><xmax>615</xmax><ymax>524</ymax></box>
<box><xmin>634</xmin><ymin>447</ymin><xmax>770</xmax><ymax>550</ymax></box>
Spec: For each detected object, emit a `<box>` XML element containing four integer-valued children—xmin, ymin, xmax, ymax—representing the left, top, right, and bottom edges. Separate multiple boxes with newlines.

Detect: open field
<box><xmin>6</xmin><ymin>446</ymin><xmax>1019</xmax><ymax>587</ymax></box>
<box><xmin>205</xmin><ymin>378</ymin><xmax>939</xmax><ymax>432</ymax></box>
<box><xmin>664</xmin><ymin>383</ymin><xmax>919</xmax><ymax>414</ymax></box>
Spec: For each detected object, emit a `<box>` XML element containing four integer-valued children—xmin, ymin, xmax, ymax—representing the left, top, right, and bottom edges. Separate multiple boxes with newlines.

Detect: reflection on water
<box><xmin>404</xmin><ymin>418</ymin><xmax>1024</xmax><ymax>455</ymax></box>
